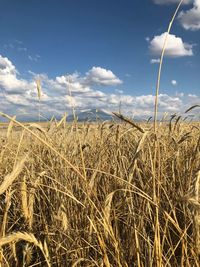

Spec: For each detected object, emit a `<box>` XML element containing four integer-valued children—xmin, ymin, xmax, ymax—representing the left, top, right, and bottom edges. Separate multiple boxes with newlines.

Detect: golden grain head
<box><xmin>36</xmin><ymin>79</ymin><xmax>42</xmax><ymax>100</ymax></box>
<box><xmin>0</xmin><ymin>155</ymin><xmax>28</xmax><ymax>196</ymax></box>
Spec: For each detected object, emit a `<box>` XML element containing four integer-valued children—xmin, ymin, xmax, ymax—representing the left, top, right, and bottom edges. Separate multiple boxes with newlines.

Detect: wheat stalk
<box><xmin>193</xmin><ymin>171</ymin><xmax>200</xmax><ymax>254</ymax></box>
<box><xmin>36</xmin><ymin>79</ymin><xmax>42</xmax><ymax>101</ymax></box>
<box><xmin>6</xmin><ymin>115</ymin><xmax>16</xmax><ymax>140</ymax></box>
<box><xmin>20</xmin><ymin>176</ymin><xmax>29</xmax><ymax>222</ymax></box>
<box><xmin>0</xmin><ymin>156</ymin><xmax>27</xmax><ymax>195</ymax></box>
<box><xmin>36</xmin><ymin>79</ymin><xmax>42</xmax><ymax>122</ymax></box>
<box><xmin>153</xmin><ymin>0</ymin><xmax>184</xmax><ymax>132</ymax></box>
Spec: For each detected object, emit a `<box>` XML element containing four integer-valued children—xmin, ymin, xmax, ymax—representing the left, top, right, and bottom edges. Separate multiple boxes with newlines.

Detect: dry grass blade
<box><xmin>193</xmin><ymin>171</ymin><xmax>200</xmax><ymax>254</ymax></box>
<box><xmin>113</xmin><ymin>112</ymin><xmax>145</xmax><ymax>133</ymax></box>
<box><xmin>185</xmin><ymin>105</ymin><xmax>200</xmax><ymax>114</ymax></box>
<box><xmin>0</xmin><ymin>232</ymin><xmax>51</xmax><ymax>267</ymax></box>
<box><xmin>29</xmin><ymin>123</ymin><xmax>49</xmax><ymax>139</ymax></box>
<box><xmin>72</xmin><ymin>258</ymin><xmax>89</xmax><ymax>267</ymax></box>
<box><xmin>56</xmin><ymin>113</ymin><xmax>67</xmax><ymax>128</ymax></box>
<box><xmin>0</xmin><ymin>190</ymin><xmax>13</xmax><ymax>238</ymax></box>
<box><xmin>20</xmin><ymin>176</ymin><xmax>29</xmax><ymax>222</ymax></box>
<box><xmin>178</xmin><ymin>132</ymin><xmax>191</xmax><ymax>144</ymax></box>
<box><xmin>29</xmin><ymin>123</ymin><xmax>47</xmax><ymax>133</ymax></box>
<box><xmin>164</xmin><ymin>211</ymin><xmax>182</xmax><ymax>234</ymax></box>
<box><xmin>87</xmin><ymin>217</ymin><xmax>111</xmax><ymax>267</ymax></box>
<box><xmin>104</xmin><ymin>191</ymin><xmax>115</xmax><ymax>224</ymax></box>
<box><xmin>169</xmin><ymin>114</ymin><xmax>176</xmax><ymax>133</ymax></box>
<box><xmin>43</xmin><ymin>239</ymin><xmax>50</xmax><ymax>264</ymax></box>
<box><xmin>147</xmin><ymin>116</ymin><xmax>152</xmax><ymax>123</ymax></box>
<box><xmin>135</xmin><ymin>131</ymin><xmax>148</xmax><ymax>157</ymax></box>
<box><xmin>6</xmin><ymin>115</ymin><xmax>16</xmax><ymax>139</ymax></box>
<box><xmin>0</xmin><ymin>156</ymin><xmax>27</xmax><ymax>195</ymax></box>
<box><xmin>55</xmin><ymin>205</ymin><xmax>69</xmax><ymax>231</ymax></box>
<box><xmin>0</xmin><ymin>232</ymin><xmax>33</xmax><ymax>247</ymax></box>
<box><xmin>174</xmin><ymin>115</ymin><xmax>182</xmax><ymax>131</ymax></box>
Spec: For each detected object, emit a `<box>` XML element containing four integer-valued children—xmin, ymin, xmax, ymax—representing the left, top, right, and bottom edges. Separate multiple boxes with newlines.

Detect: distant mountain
<box><xmin>1</xmin><ymin>109</ymin><xmax>145</xmax><ymax>123</ymax></box>
<box><xmin>67</xmin><ymin>109</ymin><xmax>115</xmax><ymax>122</ymax></box>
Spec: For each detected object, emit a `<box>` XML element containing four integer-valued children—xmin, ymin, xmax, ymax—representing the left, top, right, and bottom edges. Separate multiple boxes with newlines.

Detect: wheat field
<box><xmin>0</xmin><ymin>112</ymin><xmax>199</xmax><ymax>266</ymax></box>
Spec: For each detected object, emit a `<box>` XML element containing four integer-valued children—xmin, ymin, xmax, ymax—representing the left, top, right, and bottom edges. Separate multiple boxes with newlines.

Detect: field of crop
<box><xmin>0</xmin><ymin>114</ymin><xmax>199</xmax><ymax>266</ymax></box>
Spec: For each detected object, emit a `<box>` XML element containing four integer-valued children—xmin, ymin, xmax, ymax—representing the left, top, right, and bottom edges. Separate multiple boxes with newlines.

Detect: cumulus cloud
<box><xmin>0</xmin><ymin>54</ymin><xmax>199</xmax><ymax>120</ymax></box>
<box><xmin>171</xmin><ymin>80</ymin><xmax>177</xmax><ymax>86</ymax></box>
<box><xmin>55</xmin><ymin>67</ymin><xmax>122</xmax><ymax>94</ymax></box>
<box><xmin>85</xmin><ymin>67</ymin><xmax>123</xmax><ymax>86</ymax></box>
<box><xmin>0</xmin><ymin>56</ymin><xmax>17</xmax><ymax>75</ymax></box>
<box><xmin>153</xmin><ymin>0</ymin><xmax>192</xmax><ymax>4</ymax></box>
<box><xmin>149</xmin><ymin>32</ymin><xmax>193</xmax><ymax>57</ymax></box>
<box><xmin>56</xmin><ymin>73</ymin><xmax>92</xmax><ymax>94</ymax></box>
<box><xmin>0</xmin><ymin>55</ymin><xmax>34</xmax><ymax>94</ymax></box>
<box><xmin>178</xmin><ymin>0</ymin><xmax>200</xmax><ymax>30</ymax></box>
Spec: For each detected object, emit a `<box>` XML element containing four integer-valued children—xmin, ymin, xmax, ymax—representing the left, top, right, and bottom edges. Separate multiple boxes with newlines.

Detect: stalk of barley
<box><xmin>20</xmin><ymin>176</ymin><xmax>29</xmax><ymax>222</ymax></box>
<box><xmin>36</xmin><ymin>79</ymin><xmax>42</xmax><ymax>101</ymax></box>
<box><xmin>0</xmin><ymin>156</ymin><xmax>27</xmax><ymax>195</ymax></box>
<box><xmin>28</xmin><ymin>176</ymin><xmax>40</xmax><ymax>229</ymax></box>
<box><xmin>36</xmin><ymin>79</ymin><xmax>42</xmax><ymax>122</ymax></box>
<box><xmin>6</xmin><ymin>115</ymin><xmax>16</xmax><ymax>140</ymax></box>
<box><xmin>193</xmin><ymin>171</ymin><xmax>200</xmax><ymax>255</ymax></box>
<box><xmin>153</xmin><ymin>0</ymin><xmax>184</xmax><ymax>132</ymax></box>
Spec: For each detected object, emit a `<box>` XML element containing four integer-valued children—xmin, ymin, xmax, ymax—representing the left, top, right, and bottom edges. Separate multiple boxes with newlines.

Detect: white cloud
<box><xmin>0</xmin><ymin>55</ymin><xmax>17</xmax><ymax>75</ymax></box>
<box><xmin>149</xmin><ymin>32</ymin><xmax>193</xmax><ymax>57</ymax></box>
<box><xmin>178</xmin><ymin>0</ymin><xmax>200</xmax><ymax>30</ymax></box>
<box><xmin>171</xmin><ymin>80</ymin><xmax>177</xmax><ymax>86</ymax></box>
<box><xmin>56</xmin><ymin>74</ymin><xmax>92</xmax><ymax>94</ymax></box>
<box><xmin>188</xmin><ymin>93</ymin><xmax>197</xmax><ymax>97</ymax></box>
<box><xmin>55</xmin><ymin>67</ymin><xmax>122</xmax><ymax>94</ymax></box>
<box><xmin>150</xmin><ymin>58</ymin><xmax>160</xmax><ymax>64</ymax></box>
<box><xmin>0</xmin><ymin>54</ymin><xmax>199</xmax><ymax>120</ymax></box>
<box><xmin>5</xmin><ymin>94</ymin><xmax>30</xmax><ymax>106</ymax></box>
<box><xmin>0</xmin><ymin>55</ymin><xmax>33</xmax><ymax>94</ymax></box>
<box><xmin>85</xmin><ymin>67</ymin><xmax>122</xmax><ymax>86</ymax></box>
<box><xmin>153</xmin><ymin>0</ymin><xmax>192</xmax><ymax>5</ymax></box>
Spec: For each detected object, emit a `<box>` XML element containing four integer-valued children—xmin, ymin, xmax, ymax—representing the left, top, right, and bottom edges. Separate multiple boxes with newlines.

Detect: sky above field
<box><xmin>0</xmin><ymin>0</ymin><xmax>199</xmax><ymax>120</ymax></box>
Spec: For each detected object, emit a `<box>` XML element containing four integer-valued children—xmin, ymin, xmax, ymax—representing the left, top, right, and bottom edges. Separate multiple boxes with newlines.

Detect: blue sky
<box><xmin>0</xmin><ymin>0</ymin><xmax>199</xmax><ymax>119</ymax></box>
